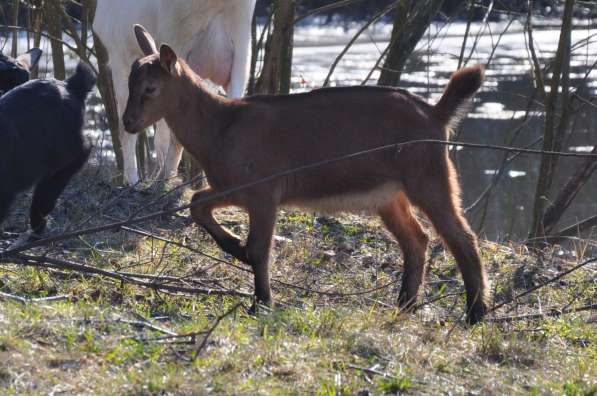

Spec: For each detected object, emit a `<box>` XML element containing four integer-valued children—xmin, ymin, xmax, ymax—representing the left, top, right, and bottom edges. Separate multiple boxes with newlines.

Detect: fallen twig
<box><xmin>490</xmin><ymin>256</ymin><xmax>597</xmax><ymax>313</ymax></box>
<box><xmin>196</xmin><ymin>302</ymin><xmax>244</xmax><ymax>356</ymax></box>
<box><xmin>121</xmin><ymin>226</ymin><xmax>249</xmax><ymax>272</ymax></box>
<box><xmin>127</xmin><ymin>312</ymin><xmax>179</xmax><ymax>336</ymax></box>
<box><xmin>414</xmin><ymin>291</ymin><xmax>464</xmax><ymax>310</ymax></box>
<box><xmin>124</xmin><ymin>225</ymin><xmax>402</xmax><ymax>298</ymax></box>
<box><xmin>0</xmin><ymin>291</ymin><xmax>69</xmax><ymax>304</ymax></box>
<box><xmin>132</xmin><ymin>331</ymin><xmax>207</xmax><ymax>344</ymax></box>
<box><xmin>346</xmin><ymin>363</ymin><xmax>396</xmax><ymax>379</ymax></box>
<box><xmin>1</xmin><ymin>253</ymin><xmax>253</xmax><ymax>298</ymax></box>
<box><xmin>490</xmin><ymin>303</ymin><xmax>597</xmax><ymax>323</ymax></box>
<box><xmin>117</xmin><ymin>318</ymin><xmax>179</xmax><ymax>336</ymax></box>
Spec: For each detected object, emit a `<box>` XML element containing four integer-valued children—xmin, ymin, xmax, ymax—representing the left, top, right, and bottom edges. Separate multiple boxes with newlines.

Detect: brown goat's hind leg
<box><xmin>190</xmin><ymin>188</ymin><xmax>247</xmax><ymax>263</ymax></box>
<box><xmin>432</xmin><ymin>210</ymin><xmax>488</xmax><ymax>324</ymax></box>
<box><xmin>409</xmin><ymin>181</ymin><xmax>489</xmax><ymax>324</ymax></box>
<box><xmin>379</xmin><ymin>192</ymin><xmax>429</xmax><ymax>311</ymax></box>
<box><xmin>246</xmin><ymin>203</ymin><xmax>277</xmax><ymax>312</ymax></box>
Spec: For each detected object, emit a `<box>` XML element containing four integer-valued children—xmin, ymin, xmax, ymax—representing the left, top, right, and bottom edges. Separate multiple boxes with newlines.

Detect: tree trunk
<box><xmin>255</xmin><ymin>0</ymin><xmax>295</xmax><ymax>95</ymax></box>
<box><xmin>44</xmin><ymin>0</ymin><xmax>65</xmax><ymax>80</ymax></box>
<box><xmin>542</xmin><ymin>146</ymin><xmax>597</xmax><ymax>235</ymax></box>
<box><xmin>247</xmin><ymin>7</ymin><xmax>259</xmax><ymax>96</ymax></box>
<box><xmin>11</xmin><ymin>0</ymin><xmax>19</xmax><ymax>58</ymax></box>
<box><xmin>94</xmin><ymin>35</ymin><xmax>124</xmax><ymax>181</ymax></box>
<box><xmin>80</xmin><ymin>0</ymin><xmax>91</xmax><ymax>58</ymax></box>
<box><xmin>528</xmin><ymin>0</ymin><xmax>574</xmax><ymax>240</ymax></box>
<box><xmin>377</xmin><ymin>0</ymin><xmax>445</xmax><ymax>87</ymax></box>
<box><xmin>61</xmin><ymin>6</ymin><xmax>86</xmax><ymax>60</ymax></box>
<box><xmin>30</xmin><ymin>0</ymin><xmax>43</xmax><ymax>79</ymax></box>
<box><xmin>89</xmin><ymin>0</ymin><xmax>124</xmax><ymax>181</ymax></box>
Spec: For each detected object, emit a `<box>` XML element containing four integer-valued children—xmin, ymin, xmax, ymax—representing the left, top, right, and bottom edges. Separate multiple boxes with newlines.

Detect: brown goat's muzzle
<box><xmin>122</xmin><ymin>112</ymin><xmax>144</xmax><ymax>134</ymax></box>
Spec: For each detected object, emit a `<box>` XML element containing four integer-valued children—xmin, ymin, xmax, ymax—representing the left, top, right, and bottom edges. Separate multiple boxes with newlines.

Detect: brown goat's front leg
<box><xmin>246</xmin><ymin>202</ymin><xmax>277</xmax><ymax>311</ymax></box>
<box><xmin>190</xmin><ymin>188</ymin><xmax>247</xmax><ymax>263</ymax></box>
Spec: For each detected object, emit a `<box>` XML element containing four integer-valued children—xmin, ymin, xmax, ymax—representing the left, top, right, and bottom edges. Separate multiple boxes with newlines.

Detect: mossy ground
<box><xmin>0</xmin><ymin>172</ymin><xmax>595</xmax><ymax>395</ymax></box>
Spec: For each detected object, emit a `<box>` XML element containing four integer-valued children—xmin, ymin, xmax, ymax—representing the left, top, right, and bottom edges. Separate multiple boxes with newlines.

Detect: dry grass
<box><xmin>0</xmin><ymin>173</ymin><xmax>596</xmax><ymax>395</ymax></box>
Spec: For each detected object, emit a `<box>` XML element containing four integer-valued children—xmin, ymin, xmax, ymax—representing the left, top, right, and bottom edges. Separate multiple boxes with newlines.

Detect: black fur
<box><xmin>0</xmin><ymin>62</ymin><xmax>96</xmax><ymax>233</ymax></box>
<box><xmin>0</xmin><ymin>53</ymin><xmax>30</xmax><ymax>96</ymax></box>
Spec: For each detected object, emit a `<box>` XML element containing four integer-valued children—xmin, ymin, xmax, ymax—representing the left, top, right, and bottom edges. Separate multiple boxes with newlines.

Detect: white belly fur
<box><xmin>284</xmin><ymin>182</ymin><xmax>401</xmax><ymax>214</ymax></box>
<box><xmin>186</xmin><ymin>18</ymin><xmax>234</xmax><ymax>87</ymax></box>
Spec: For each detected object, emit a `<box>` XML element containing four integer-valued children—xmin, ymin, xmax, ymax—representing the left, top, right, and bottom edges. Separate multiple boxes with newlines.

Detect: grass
<box><xmin>0</xmin><ymin>174</ymin><xmax>596</xmax><ymax>395</ymax></box>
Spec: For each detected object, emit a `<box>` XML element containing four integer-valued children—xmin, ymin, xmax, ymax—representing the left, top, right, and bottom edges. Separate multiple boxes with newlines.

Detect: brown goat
<box><xmin>123</xmin><ymin>25</ymin><xmax>490</xmax><ymax>324</ymax></box>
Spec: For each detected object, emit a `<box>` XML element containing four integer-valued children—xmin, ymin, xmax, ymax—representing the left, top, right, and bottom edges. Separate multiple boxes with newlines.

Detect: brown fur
<box><xmin>123</xmin><ymin>25</ymin><xmax>490</xmax><ymax>324</ymax></box>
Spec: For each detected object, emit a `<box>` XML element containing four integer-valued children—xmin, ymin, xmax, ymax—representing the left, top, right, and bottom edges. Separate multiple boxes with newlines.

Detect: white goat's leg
<box><xmin>119</xmin><ymin>128</ymin><xmax>139</xmax><ymax>185</ymax></box>
<box><xmin>226</xmin><ymin>42</ymin><xmax>251</xmax><ymax>98</ymax></box>
<box><xmin>165</xmin><ymin>133</ymin><xmax>184</xmax><ymax>179</ymax></box>
<box><xmin>155</xmin><ymin>119</ymin><xmax>183</xmax><ymax>180</ymax></box>
<box><xmin>154</xmin><ymin>119</ymin><xmax>169</xmax><ymax>178</ymax></box>
<box><xmin>113</xmin><ymin>68</ymin><xmax>140</xmax><ymax>186</ymax></box>
<box><xmin>226</xmin><ymin>2</ymin><xmax>254</xmax><ymax>98</ymax></box>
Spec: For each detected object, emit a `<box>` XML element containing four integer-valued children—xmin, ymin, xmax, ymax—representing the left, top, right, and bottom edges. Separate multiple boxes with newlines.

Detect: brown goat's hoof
<box><xmin>248</xmin><ymin>300</ymin><xmax>273</xmax><ymax>315</ymax></box>
<box><xmin>466</xmin><ymin>302</ymin><xmax>488</xmax><ymax>325</ymax></box>
<box><xmin>398</xmin><ymin>291</ymin><xmax>418</xmax><ymax>313</ymax></box>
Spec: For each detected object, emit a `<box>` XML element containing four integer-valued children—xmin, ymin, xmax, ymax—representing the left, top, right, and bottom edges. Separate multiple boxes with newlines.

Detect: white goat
<box><xmin>93</xmin><ymin>0</ymin><xmax>256</xmax><ymax>185</ymax></box>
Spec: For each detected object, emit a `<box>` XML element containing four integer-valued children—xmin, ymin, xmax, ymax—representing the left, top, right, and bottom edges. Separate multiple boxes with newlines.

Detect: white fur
<box><xmin>285</xmin><ymin>183</ymin><xmax>402</xmax><ymax>214</ymax></box>
<box><xmin>93</xmin><ymin>0</ymin><xmax>256</xmax><ymax>185</ymax></box>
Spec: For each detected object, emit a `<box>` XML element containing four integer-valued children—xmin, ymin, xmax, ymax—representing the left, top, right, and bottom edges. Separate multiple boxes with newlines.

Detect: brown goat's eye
<box><xmin>145</xmin><ymin>87</ymin><xmax>156</xmax><ymax>95</ymax></box>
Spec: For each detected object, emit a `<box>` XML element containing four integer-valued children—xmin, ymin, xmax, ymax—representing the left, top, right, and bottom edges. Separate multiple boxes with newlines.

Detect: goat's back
<box><xmin>93</xmin><ymin>0</ymin><xmax>253</xmax><ymax>65</ymax></box>
<box><xmin>240</xmin><ymin>85</ymin><xmax>444</xmax><ymax>162</ymax></box>
<box><xmin>0</xmin><ymin>76</ymin><xmax>91</xmax><ymax>191</ymax></box>
<box><xmin>201</xmin><ymin>86</ymin><xmax>446</xmax><ymax>210</ymax></box>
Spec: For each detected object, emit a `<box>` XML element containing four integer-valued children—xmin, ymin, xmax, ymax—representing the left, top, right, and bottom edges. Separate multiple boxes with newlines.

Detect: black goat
<box><xmin>0</xmin><ymin>62</ymin><xmax>96</xmax><ymax>238</ymax></box>
<box><xmin>0</xmin><ymin>48</ymin><xmax>42</xmax><ymax>96</ymax></box>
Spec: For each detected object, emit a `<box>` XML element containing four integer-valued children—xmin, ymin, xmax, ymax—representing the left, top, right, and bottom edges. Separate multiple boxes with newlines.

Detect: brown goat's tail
<box><xmin>433</xmin><ymin>65</ymin><xmax>484</xmax><ymax>130</ymax></box>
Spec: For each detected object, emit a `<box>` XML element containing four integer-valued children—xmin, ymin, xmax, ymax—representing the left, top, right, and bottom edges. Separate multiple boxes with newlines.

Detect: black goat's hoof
<box><xmin>466</xmin><ymin>302</ymin><xmax>488</xmax><ymax>326</ymax></box>
<box><xmin>9</xmin><ymin>230</ymin><xmax>43</xmax><ymax>249</ymax></box>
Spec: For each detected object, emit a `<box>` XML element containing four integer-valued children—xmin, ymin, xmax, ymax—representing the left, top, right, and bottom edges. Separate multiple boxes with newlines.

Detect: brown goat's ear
<box><xmin>134</xmin><ymin>24</ymin><xmax>158</xmax><ymax>56</ymax></box>
<box><xmin>159</xmin><ymin>44</ymin><xmax>177</xmax><ymax>74</ymax></box>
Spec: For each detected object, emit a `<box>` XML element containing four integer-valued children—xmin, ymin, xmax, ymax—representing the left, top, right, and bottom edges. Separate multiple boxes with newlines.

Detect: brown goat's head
<box><xmin>0</xmin><ymin>48</ymin><xmax>42</xmax><ymax>96</ymax></box>
<box><xmin>123</xmin><ymin>25</ymin><xmax>179</xmax><ymax>133</ymax></box>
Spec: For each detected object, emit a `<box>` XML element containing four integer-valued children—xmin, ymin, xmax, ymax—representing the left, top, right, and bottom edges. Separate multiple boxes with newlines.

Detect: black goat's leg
<box><xmin>29</xmin><ymin>151</ymin><xmax>89</xmax><ymax>234</ymax></box>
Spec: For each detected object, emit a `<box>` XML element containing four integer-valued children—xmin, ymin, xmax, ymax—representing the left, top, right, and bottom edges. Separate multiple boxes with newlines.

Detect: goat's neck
<box><xmin>163</xmin><ymin>72</ymin><xmax>230</xmax><ymax>165</ymax></box>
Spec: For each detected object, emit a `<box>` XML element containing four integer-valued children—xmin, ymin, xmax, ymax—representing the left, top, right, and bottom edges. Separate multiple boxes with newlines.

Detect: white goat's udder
<box><xmin>285</xmin><ymin>183</ymin><xmax>401</xmax><ymax>214</ymax></box>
